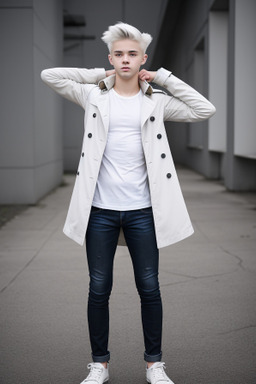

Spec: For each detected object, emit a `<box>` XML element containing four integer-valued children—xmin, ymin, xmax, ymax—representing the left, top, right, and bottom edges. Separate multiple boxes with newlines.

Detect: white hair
<box><xmin>101</xmin><ymin>22</ymin><xmax>152</xmax><ymax>53</ymax></box>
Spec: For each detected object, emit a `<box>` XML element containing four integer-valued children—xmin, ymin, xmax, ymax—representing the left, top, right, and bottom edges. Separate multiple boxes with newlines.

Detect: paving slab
<box><xmin>0</xmin><ymin>168</ymin><xmax>256</xmax><ymax>384</ymax></box>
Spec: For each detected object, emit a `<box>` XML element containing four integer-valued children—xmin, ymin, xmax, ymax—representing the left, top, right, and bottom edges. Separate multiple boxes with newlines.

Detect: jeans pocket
<box><xmin>91</xmin><ymin>206</ymin><xmax>102</xmax><ymax>214</ymax></box>
<box><xmin>139</xmin><ymin>207</ymin><xmax>152</xmax><ymax>214</ymax></box>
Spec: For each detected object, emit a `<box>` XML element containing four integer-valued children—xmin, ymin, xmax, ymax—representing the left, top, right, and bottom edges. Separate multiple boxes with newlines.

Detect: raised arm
<box><xmin>41</xmin><ymin>67</ymin><xmax>106</xmax><ymax>108</ymax></box>
<box><xmin>139</xmin><ymin>68</ymin><xmax>216</xmax><ymax>122</ymax></box>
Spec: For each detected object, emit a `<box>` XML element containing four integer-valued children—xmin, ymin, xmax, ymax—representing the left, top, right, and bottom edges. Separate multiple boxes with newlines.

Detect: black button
<box><xmin>150</xmin><ymin>116</ymin><xmax>155</xmax><ymax>122</ymax></box>
<box><xmin>93</xmin><ymin>113</ymin><xmax>97</xmax><ymax>118</ymax></box>
<box><xmin>161</xmin><ymin>153</ymin><xmax>166</xmax><ymax>159</ymax></box>
<box><xmin>166</xmin><ymin>173</ymin><xmax>172</xmax><ymax>179</ymax></box>
<box><xmin>81</xmin><ymin>152</ymin><xmax>84</xmax><ymax>157</ymax></box>
<box><xmin>157</xmin><ymin>134</ymin><xmax>162</xmax><ymax>139</ymax></box>
<box><xmin>77</xmin><ymin>171</ymin><xmax>79</xmax><ymax>175</ymax></box>
<box><xmin>88</xmin><ymin>133</ymin><xmax>92</xmax><ymax>138</ymax></box>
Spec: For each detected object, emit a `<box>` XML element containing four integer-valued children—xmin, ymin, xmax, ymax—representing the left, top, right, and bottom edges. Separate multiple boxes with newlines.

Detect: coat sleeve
<box><xmin>40</xmin><ymin>67</ymin><xmax>106</xmax><ymax>109</ymax></box>
<box><xmin>153</xmin><ymin>67</ymin><xmax>216</xmax><ymax>122</ymax></box>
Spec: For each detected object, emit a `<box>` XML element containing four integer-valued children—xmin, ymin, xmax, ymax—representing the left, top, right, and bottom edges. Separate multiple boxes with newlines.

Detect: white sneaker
<box><xmin>146</xmin><ymin>362</ymin><xmax>175</xmax><ymax>384</ymax></box>
<box><xmin>80</xmin><ymin>362</ymin><xmax>109</xmax><ymax>384</ymax></box>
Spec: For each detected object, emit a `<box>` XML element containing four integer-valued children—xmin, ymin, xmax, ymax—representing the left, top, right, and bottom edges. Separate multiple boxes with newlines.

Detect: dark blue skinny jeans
<box><xmin>85</xmin><ymin>206</ymin><xmax>163</xmax><ymax>363</ymax></box>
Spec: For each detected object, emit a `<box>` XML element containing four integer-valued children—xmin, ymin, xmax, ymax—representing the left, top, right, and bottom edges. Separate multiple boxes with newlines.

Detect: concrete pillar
<box><xmin>208</xmin><ymin>11</ymin><xmax>228</xmax><ymax>153</ymax></box>
<box><xmin>225</xmin><ymin>0</ymin><xmax>256</xmax><ymax>191</ymax></box>
<box><xmin>0</xmin><ymin>0</ymin><xmax>63</xmax><ymax>204</ymax></box>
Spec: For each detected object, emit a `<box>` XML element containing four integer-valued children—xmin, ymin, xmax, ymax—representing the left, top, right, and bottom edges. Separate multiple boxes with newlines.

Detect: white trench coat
<box><xmin>41</xmin><ymin>67</ymin><xmax>216</xmax><ymax>249</ymax></box>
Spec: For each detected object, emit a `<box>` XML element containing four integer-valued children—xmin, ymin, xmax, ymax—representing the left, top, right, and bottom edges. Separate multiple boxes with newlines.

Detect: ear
<box><xmin>108</xmin><ymin>54</ymin><xmax>114</xmax><ymax>66</ymax></box>
<box><xmin>141</xmin><ymin>54</ymin><xmax>148</xmax><ymax>65</ymax></box>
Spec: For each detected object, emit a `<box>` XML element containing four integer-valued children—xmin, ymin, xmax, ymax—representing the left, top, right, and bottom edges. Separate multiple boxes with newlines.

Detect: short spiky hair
<box><xmin>101</xmin><ymin>22</ymin><xmax>152</xmax><ymax>53</ymax></box>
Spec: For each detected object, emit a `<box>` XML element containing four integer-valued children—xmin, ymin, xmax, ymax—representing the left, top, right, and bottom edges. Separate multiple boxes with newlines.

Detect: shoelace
<box><xmin>84</xmin><ymin>363</ymin><xmax>104</xmax><ymax>382</ymax></box>
<box><xmin>151</xmin><ymin>362</ymin><xmax>169</xmax><ymax>382</ymax></box>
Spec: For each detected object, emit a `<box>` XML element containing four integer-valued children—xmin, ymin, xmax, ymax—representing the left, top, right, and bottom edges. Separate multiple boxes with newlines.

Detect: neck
<box><xmin>114</xmin><ymin>73</ymin><xmax>140</xmax><ymax>96</ymax></box>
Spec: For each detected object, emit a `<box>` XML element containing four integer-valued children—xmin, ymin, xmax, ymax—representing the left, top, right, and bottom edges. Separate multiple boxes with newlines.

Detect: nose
<box><xmin>122</xmin><ymin>54</ymin><xmax>129</xmax><ymax>63</ymax></box>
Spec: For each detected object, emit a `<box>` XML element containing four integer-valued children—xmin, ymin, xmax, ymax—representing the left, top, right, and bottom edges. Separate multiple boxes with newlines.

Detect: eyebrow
<box><xmin>113</xmin><ymin>50</ymin><xmax>139</xmax><ymax>54</ymax></box>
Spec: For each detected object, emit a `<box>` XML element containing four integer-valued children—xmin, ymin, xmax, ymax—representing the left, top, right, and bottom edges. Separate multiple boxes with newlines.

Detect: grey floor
<box><xmin>0</xmin><ymin>168</ymin><xmax>256</xmax><ymax>384</ymax></box>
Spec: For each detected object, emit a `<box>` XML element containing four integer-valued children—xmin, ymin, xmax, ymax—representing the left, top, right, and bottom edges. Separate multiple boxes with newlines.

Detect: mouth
<box><xmin>121</xmin><ymin>67</ymin><xmax>130</xmax><ymax>71</ymax></box>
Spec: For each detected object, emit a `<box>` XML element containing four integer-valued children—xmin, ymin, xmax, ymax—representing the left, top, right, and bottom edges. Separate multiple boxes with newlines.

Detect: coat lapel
<box><xmin>141</xmin><ymin>95</ymin><xmax>156</xmax><ymax>128</ymax></box>
<box><xmin>90</xmin><ymin>90</ymin><xmax>110</xmax><ymax>136</ymax></box>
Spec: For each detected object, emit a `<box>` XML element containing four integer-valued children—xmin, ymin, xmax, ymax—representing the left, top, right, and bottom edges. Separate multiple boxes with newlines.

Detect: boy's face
<box><xmin>108</xmin><ymin>39</ymin><xmax>147</xmax><ymax>80</ymax></box>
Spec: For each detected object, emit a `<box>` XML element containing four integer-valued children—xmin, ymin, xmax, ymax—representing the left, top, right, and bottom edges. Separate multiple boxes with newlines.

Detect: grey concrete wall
<box><xmin>156</xmin><ymin>0</ymin><xmax>220</xmax><ymax>179</ymax></box>
<box><xmin>225</xmin><ymin>0</ymin><xmax>256</xmax><ymax>191</ymax></box>
<box><xmin>0</xmin><ymin>0</ymin><xmax>63</xmax><ymax>204</ymax></box>
<box><xmin>152</xmin><ymin>0</ymin><xmax>256</xmax><ymax>190</ymax></box>
<box><xmin>62</xmin><ymin>0</ymin><xmax>168</xmax><ymax>171</ymax></box>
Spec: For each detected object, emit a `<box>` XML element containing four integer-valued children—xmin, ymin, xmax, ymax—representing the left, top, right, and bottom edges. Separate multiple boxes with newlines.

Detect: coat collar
<box><xmin>93</xmin><ymin>75</ymin><xmax>155</xmax><ymax>135</ymax></box>
<box><xmin>98</xmin><ymin>74</ymin><xmax>153</xmax><ymax>96</ymax></box>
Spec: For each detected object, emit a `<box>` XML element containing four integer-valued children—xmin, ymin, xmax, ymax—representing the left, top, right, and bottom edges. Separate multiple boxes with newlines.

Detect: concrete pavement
<box><xmin>0</xmin><ymin>167</ymin><xmax>256</xmax><ymax>384</ymax></box>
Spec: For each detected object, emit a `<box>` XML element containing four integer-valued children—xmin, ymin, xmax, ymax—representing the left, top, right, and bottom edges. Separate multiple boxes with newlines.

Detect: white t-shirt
<box><xmin>92</xmin><ymin>88</ymin><xmax>151</xmax><ymax>210</ymax></box>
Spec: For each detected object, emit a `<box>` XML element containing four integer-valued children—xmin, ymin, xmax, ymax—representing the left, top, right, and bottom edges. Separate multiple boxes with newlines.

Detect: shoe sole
<box><xmin>81</xmin><ymin>376</ymin><xmax>109</xmax><ymax>383</ymax></box>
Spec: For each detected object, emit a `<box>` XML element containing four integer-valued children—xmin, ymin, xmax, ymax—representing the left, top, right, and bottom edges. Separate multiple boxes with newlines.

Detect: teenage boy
<box><xmin>41</xmin><ymin>22</ymin><xmax>215</xmax><ymax>384</ymax></box>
